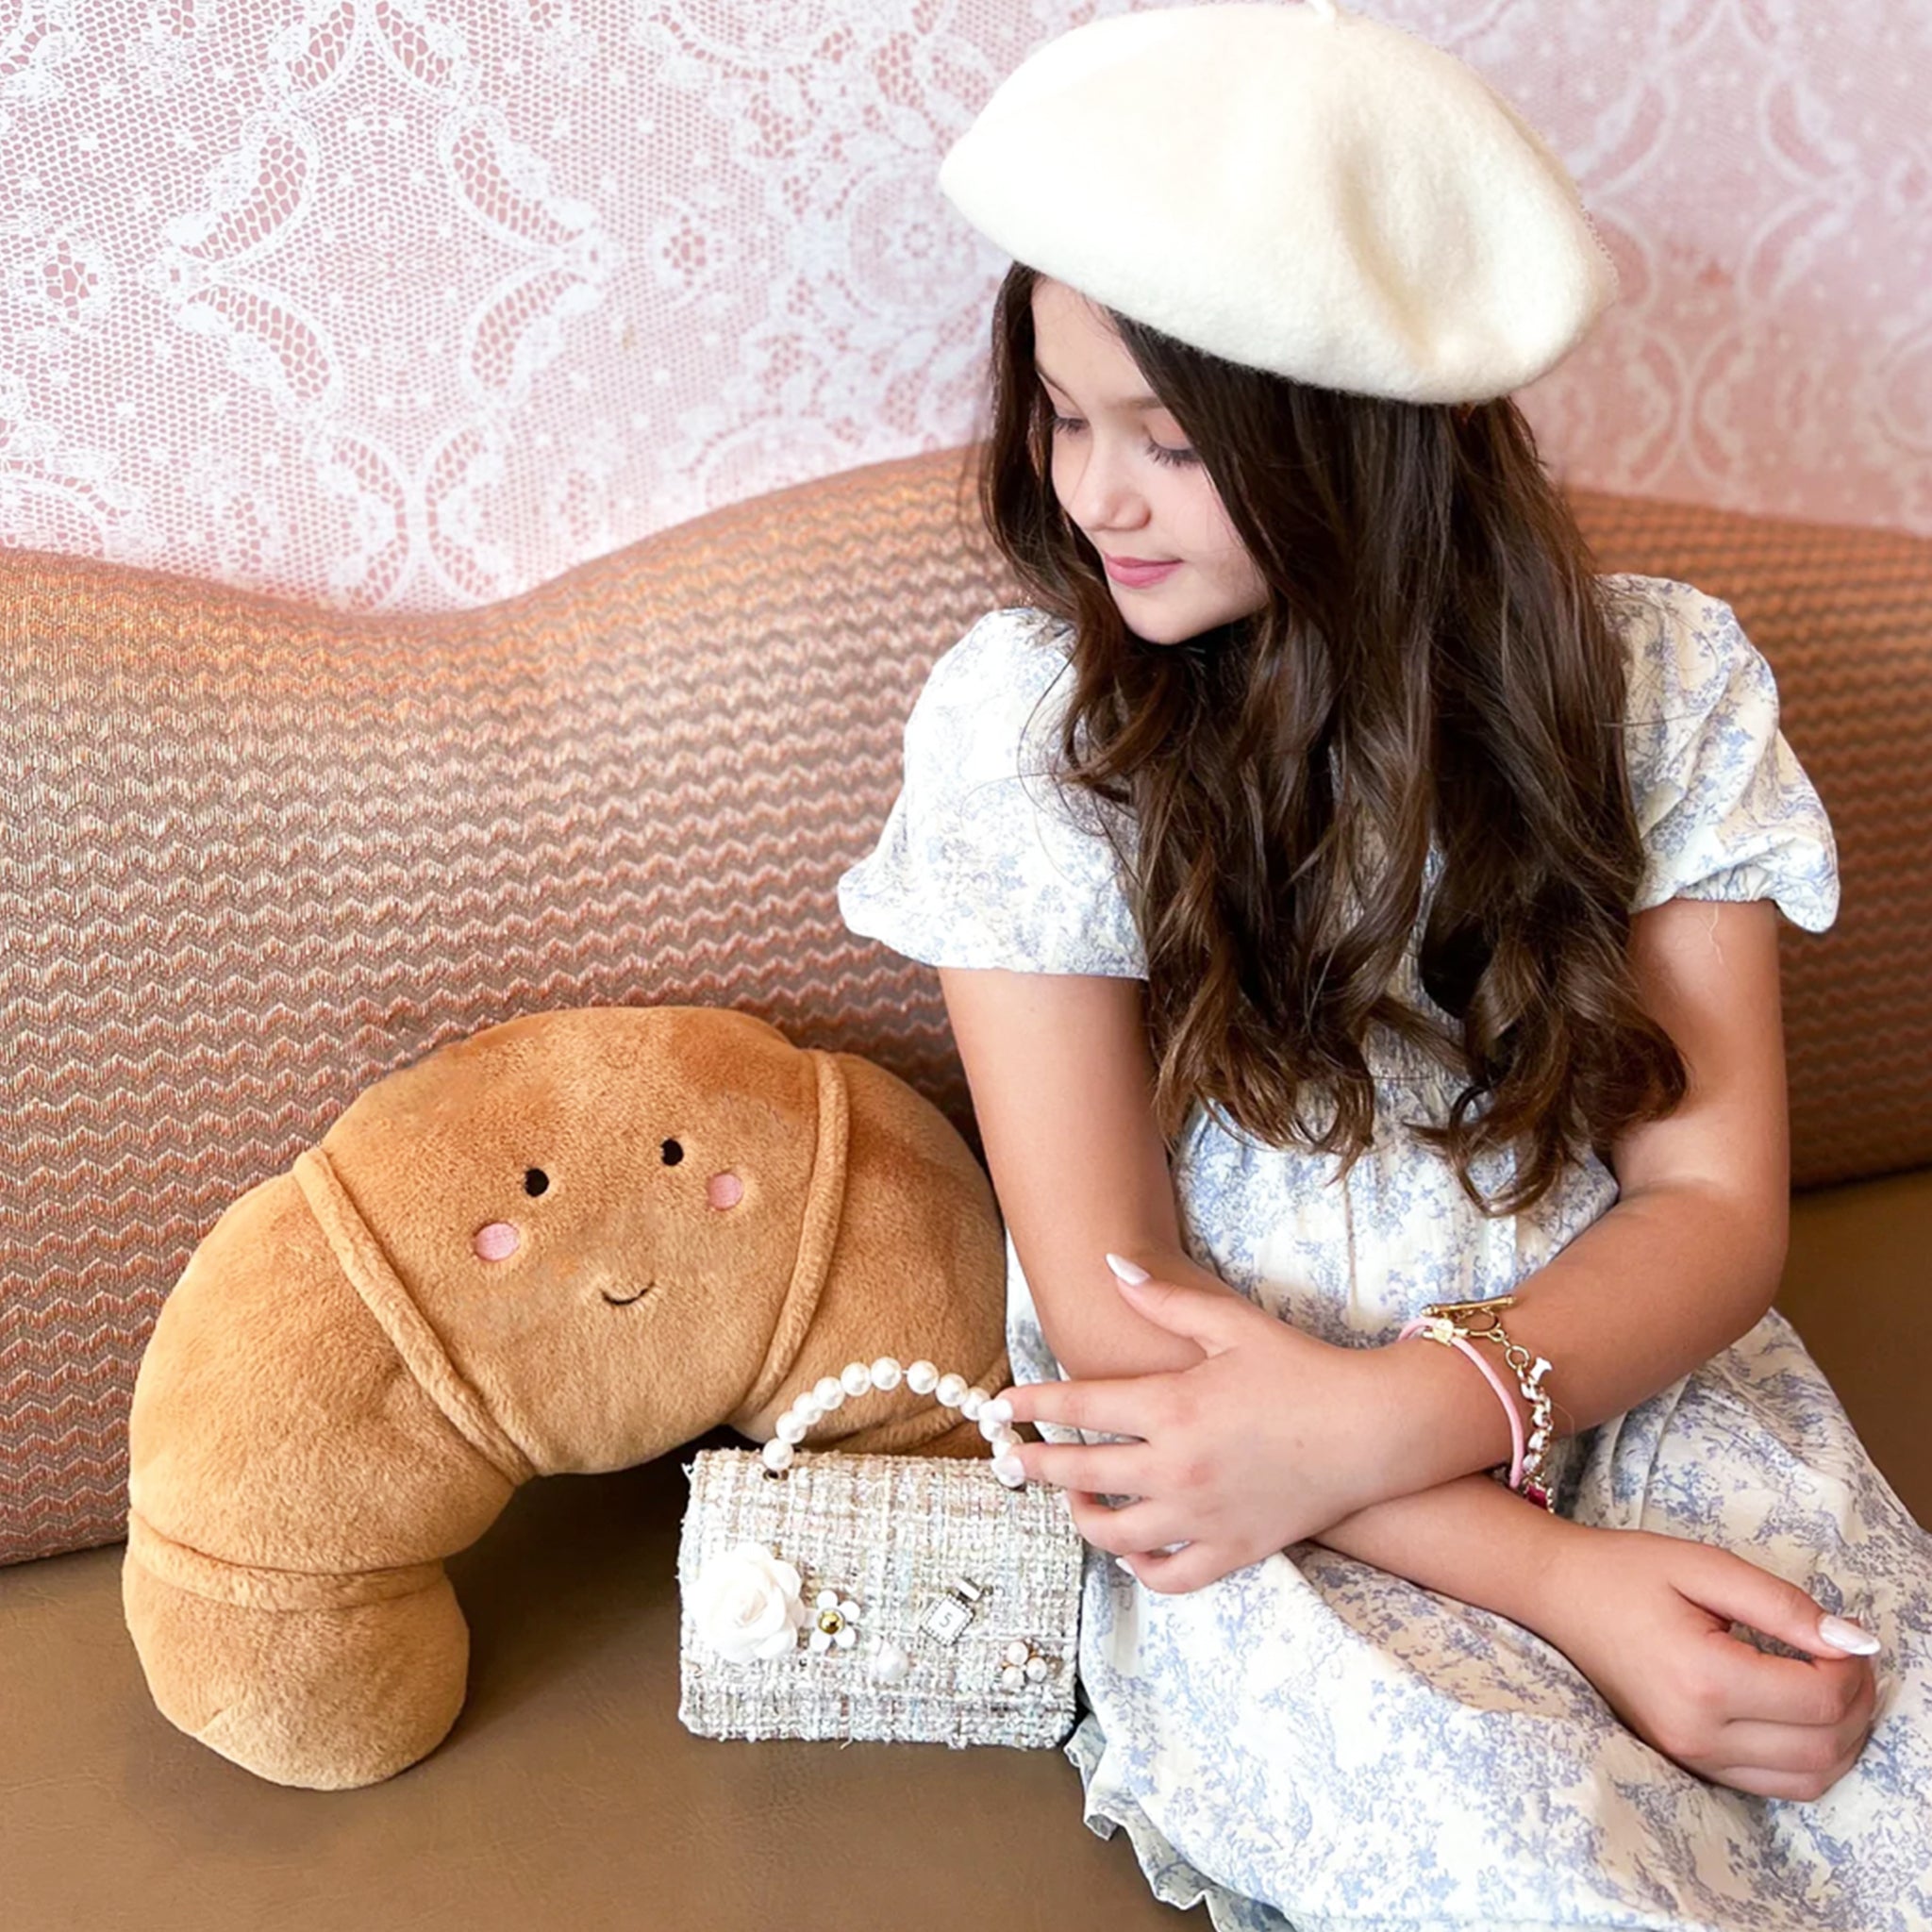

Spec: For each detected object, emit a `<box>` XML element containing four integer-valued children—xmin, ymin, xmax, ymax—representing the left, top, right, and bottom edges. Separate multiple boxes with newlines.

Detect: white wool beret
<box><xmin>938</xmin><ymin>0</ymin><xmax>1618</xmax><ymax>405</ymax></box>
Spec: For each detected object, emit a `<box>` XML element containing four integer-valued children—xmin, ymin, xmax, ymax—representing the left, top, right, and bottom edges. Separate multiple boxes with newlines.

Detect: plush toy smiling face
<box><xmin>470</xmin><ymin>1121</ymin><xmax>751</xmax><ymax>1273</ymax></box>
<box><xmin>314</xmin><ymin>1006</ymin><xmax>833</xmax><ymax>1474</ymax></box>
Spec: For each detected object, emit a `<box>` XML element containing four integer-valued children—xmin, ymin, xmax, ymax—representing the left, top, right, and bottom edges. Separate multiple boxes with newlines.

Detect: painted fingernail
<box><xmin>1105</xmin><ymin>1252</ymin><xmax>1150</xmax><ymax>1284</ymax></box>
<box><xmin>991</xmin><ymin>1454</ymin><xmax>1025</xmax><ymax>1488</ymax></box>
<box><xmin>982</xmin><ymin>1395</ymin><xmax>1014</xmax><ymax>1424</ymax></box>
<box><xmin>1817</xmin><ymin>1613</ymin><xmax>1881</xmax><ymax>1657</ymax></box>
<box><xmin>1114</xmin><ymin>1556</ymin><xmax>1137</xmax><ymax>1574</ymax></box>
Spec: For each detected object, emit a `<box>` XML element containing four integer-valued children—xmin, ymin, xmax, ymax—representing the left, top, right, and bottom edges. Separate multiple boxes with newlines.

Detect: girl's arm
<box><xmin>941</xmin><ymin>895</ymin><xmax>1793</xmax><ymax>1519</ymax></box>
<box><xmin>1306</xmin><ymin>1465</ymin><xmax>1877</xmax><ymax>1804</ymax></box>
<box><xmin>940</xmin><ymin>909</ymin><xmax>1879</xmax><ymax>1797</ymax></box>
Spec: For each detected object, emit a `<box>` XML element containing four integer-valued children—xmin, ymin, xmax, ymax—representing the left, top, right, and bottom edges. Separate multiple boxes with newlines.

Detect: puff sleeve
<box><xmin>1615</xmin><ymin>575</ymin><xmax>1839</xmax><ymax>932</ymax></box>
<box><xmin>837</xmin><ymin>608</ymin><xmax>1147</xmax><ymax>975</ymax></box>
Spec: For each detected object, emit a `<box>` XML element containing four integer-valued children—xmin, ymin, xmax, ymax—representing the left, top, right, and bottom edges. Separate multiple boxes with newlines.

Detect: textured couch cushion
<box><xmin>3</xmin><ymin>447</ymin><xmax>1930</xmax><ymax>1565</ymax></box>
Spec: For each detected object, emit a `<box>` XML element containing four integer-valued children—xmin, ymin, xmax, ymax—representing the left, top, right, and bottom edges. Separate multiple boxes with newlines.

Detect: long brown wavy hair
<box><xmin>978</xmin><ymin>264</ymin><xmax>1686</xmax><ymax>1215</ymax></box>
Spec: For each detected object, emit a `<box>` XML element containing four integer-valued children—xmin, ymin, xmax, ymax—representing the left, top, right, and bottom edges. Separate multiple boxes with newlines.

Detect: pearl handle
<box><xmin>760</xmin><ymin>1356</ymin><xmax>1025</xmax><ymax>1488</ymax></box>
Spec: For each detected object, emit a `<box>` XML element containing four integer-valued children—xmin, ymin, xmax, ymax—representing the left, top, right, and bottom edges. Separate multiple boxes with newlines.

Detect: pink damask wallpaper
<box><xmin>2</xmin><ymin>0</ymin><xmax>1928</xmax><ymax>611</ymax></box>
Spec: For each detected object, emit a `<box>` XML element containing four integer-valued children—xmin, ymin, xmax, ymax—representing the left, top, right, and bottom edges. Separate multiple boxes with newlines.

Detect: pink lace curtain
<box><xmin>3</xmin><ymin>0</ymin><xmax>1928</xmax><ymax>611</ymax></box>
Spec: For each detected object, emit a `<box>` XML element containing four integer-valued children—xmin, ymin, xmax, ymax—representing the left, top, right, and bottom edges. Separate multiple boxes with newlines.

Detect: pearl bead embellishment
<box><xmin>765</xmin><ymin>1356</ymin><xmax>1027</xmax><ymax>1489</ymax></box>
<box><xmin>867</xmin><ymin>1639</ymin><xmax>913</xmax><ymax>1686</ymax></box>
<box><xmin>996</xmin><ymin>1639</ymin><xmax>1055</xmax><ymax>1691</ymax></box>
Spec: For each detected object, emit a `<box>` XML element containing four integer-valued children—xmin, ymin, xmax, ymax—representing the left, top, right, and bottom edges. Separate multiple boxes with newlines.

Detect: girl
<box><xmin>840</xmin><ymin>7</ymin><xmax>1930</xmax><ymax>1928</ymax></box>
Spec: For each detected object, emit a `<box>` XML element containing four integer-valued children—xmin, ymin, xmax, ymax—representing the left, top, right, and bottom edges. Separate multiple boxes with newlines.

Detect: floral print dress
<box><xmin>836</xmin><ymin>576</ymin><xmax>1932</xmax><ymax>1932</ymax></box>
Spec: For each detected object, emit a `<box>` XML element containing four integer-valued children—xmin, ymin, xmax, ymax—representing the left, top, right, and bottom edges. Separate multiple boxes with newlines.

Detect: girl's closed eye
<box><xmin>1048</xmin><ymin>410</ymin><xmax>1199</xmax><ymax>468</ymax></box>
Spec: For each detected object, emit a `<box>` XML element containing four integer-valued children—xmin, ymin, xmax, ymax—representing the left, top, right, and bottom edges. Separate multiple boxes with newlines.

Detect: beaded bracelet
<box><xmin>760</xmin><ymin>1356</ymin><xmax>1025</xmax><ymax>1487</ymax></box>
<box><xmin>1406</xmin><ymin>1295</ymin><xmax>1557</xmax><ymax>1510</ymax></box>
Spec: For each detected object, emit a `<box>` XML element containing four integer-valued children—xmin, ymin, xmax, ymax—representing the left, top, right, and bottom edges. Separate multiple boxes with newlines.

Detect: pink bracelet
<box><xmin>1397</xmin><ymin>1315</ymin><xmax>1526</xmax><ymax>1490</ymax></box>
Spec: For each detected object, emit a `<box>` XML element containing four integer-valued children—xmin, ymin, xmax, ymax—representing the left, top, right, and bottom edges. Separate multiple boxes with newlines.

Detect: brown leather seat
<box><xmin>5</xmin><ymin>1433</ymin><xmax>1181</xmax><ymax>1929</ymax></box>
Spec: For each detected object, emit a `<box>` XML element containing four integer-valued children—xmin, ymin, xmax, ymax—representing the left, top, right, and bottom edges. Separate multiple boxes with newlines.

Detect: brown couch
<box><xmin>4</xmin><ymin>447</ymin><xmax>1928</xmax><ymax>1930</ymax></box>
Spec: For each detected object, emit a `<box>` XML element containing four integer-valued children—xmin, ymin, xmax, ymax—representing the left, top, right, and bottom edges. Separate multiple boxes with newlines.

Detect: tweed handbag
<box><xmin>676</xmin><ymin>1352</ymin><xmax>1084</xmax><ymax>1749</ymax></box>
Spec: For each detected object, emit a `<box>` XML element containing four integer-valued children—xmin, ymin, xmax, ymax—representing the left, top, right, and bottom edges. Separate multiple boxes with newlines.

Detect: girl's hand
<box><xmin>1527</xmin><ymin>1525</ymin><xmax>1881</xmax><ymax>1801</ymax></box>
<box><xmin>990</xmin><ymin>1262</ymin><xmax>1407</xmax><ymax>1591</ymax></box>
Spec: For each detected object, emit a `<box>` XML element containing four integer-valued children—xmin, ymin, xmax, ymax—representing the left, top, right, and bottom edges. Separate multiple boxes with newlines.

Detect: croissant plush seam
<box><xmin>293</xmin><ymin>1144</ymin><xmax>541</xmax><ymax>1489</ymax></box>
<box><xmin>122</xmin><ymin>1510</ymin><xmax>450</xmax><ymax>1615</ymax></box>
<box><xmin>727</xmin><ymin>1045</ymin><xmax>848</xmax><ymax>1432</ymax></box>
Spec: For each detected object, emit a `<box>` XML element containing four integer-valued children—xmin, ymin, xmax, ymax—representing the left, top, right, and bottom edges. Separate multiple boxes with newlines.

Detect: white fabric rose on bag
<box><xmin>691</xmin><ymin>1543</ymin><xmax>808</xmax><ymax>1663</ymax></box>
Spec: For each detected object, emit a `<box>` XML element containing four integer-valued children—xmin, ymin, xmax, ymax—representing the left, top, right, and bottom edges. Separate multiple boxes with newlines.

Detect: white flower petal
<box><xmin>693</xmin><ymin>1545</ymin><xmax>808</xmax><ymax>1663</ymax></box>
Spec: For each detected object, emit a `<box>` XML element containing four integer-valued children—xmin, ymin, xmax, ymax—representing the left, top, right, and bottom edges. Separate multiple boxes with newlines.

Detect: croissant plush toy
<box><xmin>121</xmin><ymin>1004</ymin><xmax>1009</xmax><ymax>1790</ymax></box>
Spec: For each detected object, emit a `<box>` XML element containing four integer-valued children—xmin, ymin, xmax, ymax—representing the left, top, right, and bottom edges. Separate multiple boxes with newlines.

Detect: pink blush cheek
<box><xmin>707</xmin><ymin>1172</ymin><xmax>743</xmax><ymax>1211</ymax></box>
<box><xmin>474</xmin><ymin>1222</ymin><xmax>521</xmax><ymax>1262</ymax></box>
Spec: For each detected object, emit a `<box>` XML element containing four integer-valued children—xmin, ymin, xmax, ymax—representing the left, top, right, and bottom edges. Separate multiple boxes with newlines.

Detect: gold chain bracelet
<box><xmin>1417</xmin><ymin>1295</ymin><xmax>1557</xmax><ymax>1509</ymax></box>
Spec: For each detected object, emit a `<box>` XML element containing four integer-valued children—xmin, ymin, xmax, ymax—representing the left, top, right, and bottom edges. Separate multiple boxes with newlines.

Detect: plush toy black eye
<box><xmin>660</xmin><ymin>1139</ymin><xmax>684</xmax><ymax>1166</ymax></box>
<box><xmin>524</xmin><ymin>1168</ymin><xmax>550</xmax><ymax>1197</ymax></box>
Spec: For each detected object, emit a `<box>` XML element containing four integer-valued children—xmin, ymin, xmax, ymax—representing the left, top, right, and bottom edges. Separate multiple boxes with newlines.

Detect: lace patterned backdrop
<box><xmin>3</xmin><ymin>0</ymin><xmax>1929</xmax><ymax>611</ymax></box>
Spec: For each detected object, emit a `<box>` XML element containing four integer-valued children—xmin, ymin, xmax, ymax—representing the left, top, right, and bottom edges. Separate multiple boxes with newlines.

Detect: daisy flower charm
<box><xmin>808</xmin><ymin>1589</ymin><xmax>862</xmax><ymax>1655</ymax></box>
